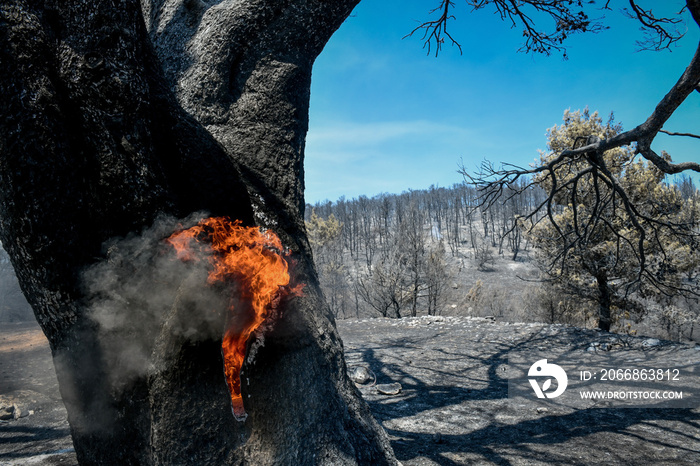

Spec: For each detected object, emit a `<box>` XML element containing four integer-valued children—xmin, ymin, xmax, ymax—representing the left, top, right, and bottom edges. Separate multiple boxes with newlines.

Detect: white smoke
<box><xmin>82</xmin><ymin>213</ymin><xmax>230</xmax><ymax>391</ymax></box>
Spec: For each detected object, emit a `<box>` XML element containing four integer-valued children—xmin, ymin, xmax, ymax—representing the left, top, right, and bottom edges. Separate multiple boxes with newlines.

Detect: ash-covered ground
<box><xmin>0</xmin><ymin>322</ymin><xmax>74</xmax><ymax>465</ymax></box>
<box><xmin>339</xmin><ymin>316</ymin><xmax>700</xmax><ymax>465</ymax></box>
<box><xmin>1</xmin><ymin>316</ymin><xmax>699</xmax><ymax>465</ymax></box>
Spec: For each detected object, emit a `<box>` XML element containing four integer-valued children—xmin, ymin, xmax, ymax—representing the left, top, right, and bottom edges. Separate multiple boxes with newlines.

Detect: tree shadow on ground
<box><xmin>384</xmin><ymin>408</ymin><xmax>700</xmax><ymax>465</ymax></box>
<box><xmin>346</xmin><ymin>326</ymin><xmax>700</xmax><ymax>465</ymax></box>
<box><xmin>0</xmin><ymin>424</ymin><xmax>72</xmax><ymax>460</ymax></box>
<box><xmin>354</xmin><ymin>329</ymin><xmax>555</xmax><ymax>417</ymax></box>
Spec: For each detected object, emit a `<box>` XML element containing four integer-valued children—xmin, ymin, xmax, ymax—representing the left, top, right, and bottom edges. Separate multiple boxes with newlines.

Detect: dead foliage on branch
<box><xmin>408</xmin><ymin>1</ymin><xmax>695</xmax><ymax>57</ymax></box>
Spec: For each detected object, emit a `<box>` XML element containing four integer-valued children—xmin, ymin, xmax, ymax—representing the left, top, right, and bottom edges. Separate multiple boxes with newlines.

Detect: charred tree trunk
<box><xmin>0</xmin><ymin>1</ymin><xmax>396</xmax><ymax>464</ymax></box>
<box><xmin>595</xmin><ymin>271</ymin><xmax>612</xmax><ymax>332</ymax></box>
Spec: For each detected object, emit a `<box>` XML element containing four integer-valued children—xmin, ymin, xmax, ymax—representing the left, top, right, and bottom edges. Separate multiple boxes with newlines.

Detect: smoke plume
<box><xmin>82</xmin><ymin>213</ymin><xmax>229</xmax><ymax>391</ymax></box>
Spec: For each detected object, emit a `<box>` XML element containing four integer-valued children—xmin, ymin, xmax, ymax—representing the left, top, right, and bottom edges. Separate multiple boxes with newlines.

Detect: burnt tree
<box><xmin>0</xmin><ymin>0</ymin><xmax>397</xmax><ymax>464</ymax></box>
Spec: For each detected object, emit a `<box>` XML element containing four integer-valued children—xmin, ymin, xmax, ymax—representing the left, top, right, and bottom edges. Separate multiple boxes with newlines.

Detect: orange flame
<box><xmin>166</xmin><ymin>217</ymin><xmax>302</xmax><ymax>420</ymax></box>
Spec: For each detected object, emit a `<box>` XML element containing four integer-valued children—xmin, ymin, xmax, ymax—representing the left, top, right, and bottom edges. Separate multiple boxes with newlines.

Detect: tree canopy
<box><xmin>525</xmin><ymin>109</ymin><xmax>700</xmax><ymax>330</ymax></box>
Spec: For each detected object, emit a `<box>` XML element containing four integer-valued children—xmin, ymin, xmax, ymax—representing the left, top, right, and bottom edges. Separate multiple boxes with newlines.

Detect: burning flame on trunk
<box><xmin>166</xmin><ymin>216</ymin><xmax>302</xmax><ymax>420</ymax></box>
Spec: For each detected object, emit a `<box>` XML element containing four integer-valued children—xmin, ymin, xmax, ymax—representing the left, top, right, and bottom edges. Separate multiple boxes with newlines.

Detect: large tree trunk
<box><xmin>0</xmin><ymin>1</ymin><xmax>397</xmax><ymax>464</ymax></box>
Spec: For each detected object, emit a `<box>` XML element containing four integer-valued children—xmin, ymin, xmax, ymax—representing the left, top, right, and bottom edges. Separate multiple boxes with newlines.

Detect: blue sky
<box><xmin>304</xmin><ymin>0</ymin><xmax>700</xmax><ymax>204</ymax></box>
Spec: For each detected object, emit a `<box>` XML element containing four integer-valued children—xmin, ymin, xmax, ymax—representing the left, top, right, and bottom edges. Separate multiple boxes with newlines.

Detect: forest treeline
<box><xmin>305</xmin><ymin>173</ymin><xmax>700</xmax><ymax>341</ymax></box>
<box><xmin>304</xmin><ymin>180</ymin><xmax>545</xmax><ymax>318</ymax></box>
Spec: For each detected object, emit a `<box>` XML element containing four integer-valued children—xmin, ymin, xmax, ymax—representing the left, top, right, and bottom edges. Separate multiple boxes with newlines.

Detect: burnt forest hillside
<box><xmin>305</xmin><ymin>180</ymin><xmax>700</xmax><ymax>343</ymax></box>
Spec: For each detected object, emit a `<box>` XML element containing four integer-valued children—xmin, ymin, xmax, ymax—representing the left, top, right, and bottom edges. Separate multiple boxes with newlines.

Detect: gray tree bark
<box><xmin>0</xmin><ymin>0</ymin><xmax>397</xmax><ymax>464</ymax></box>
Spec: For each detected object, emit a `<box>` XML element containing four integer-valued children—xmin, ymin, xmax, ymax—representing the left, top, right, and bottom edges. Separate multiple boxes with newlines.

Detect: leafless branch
<box><xmin>623</xmin><ymin>0</ymin><xmax>685</xmax><ymax>50</ymax></box>
<box><xmin>551</xmin><ymin>38</ymin><xmax>700</xmax><ymax>175</ymax></box>
<box><xmin>410</xmin><ymin>1</ymin><xmax>699</xmax><ymax>60</ymax></box>
<box><xmin>404</xmin><ymin>1</ymin><xmax>462</xmax><ymax>56</ymax></box>
<box><xmin>410</xmin><ymin>0</ymin><xmax>607</xmax><ymax>58</ymax></box>
<box><xmin>484</xmin><ymin>0</ymin><xmax>604</xmax><ymax>58</ymax></box>
<box><xmin>659</xmin><ymin>129</ymin><xmax>700</xmax><ymax>140</ymax></box>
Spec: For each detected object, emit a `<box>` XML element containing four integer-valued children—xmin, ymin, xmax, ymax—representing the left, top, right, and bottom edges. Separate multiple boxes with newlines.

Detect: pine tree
<box><xmin>527</xmin><ymin>109</ymin><xmax>700</xmax><ymax>331</ymax></box>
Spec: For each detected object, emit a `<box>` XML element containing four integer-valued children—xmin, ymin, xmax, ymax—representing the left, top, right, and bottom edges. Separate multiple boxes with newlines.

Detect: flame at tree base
<box><xmin>167</xmin><ymin>217</ymin><xmax>302</xmax><ymax>420</ymax></box>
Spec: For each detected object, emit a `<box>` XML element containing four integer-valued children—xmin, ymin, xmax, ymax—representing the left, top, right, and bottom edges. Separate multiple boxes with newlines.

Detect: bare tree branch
<box><xmin>409</xmin><ymin>1</ymin><xmax>700</xmax><ymax>61</ymax></box>
<box><xmin>545</xmin><ymin>38</ymin><xmax>700</xmax><ymax>175</ymax></box>
<box><xmin>485</xmin><ymin>0</ymin><xmax>604</xmax><ymax>58</ymax></box>
<box><xmin>404</xmin><ymin>0</ymin><xmax>462</xmax><ymax>56</ymax></box>
<box><xmin>409</xmin><ymin>0</ymin><xmax>607</xmax><ymax>58</ymax></box>
<box><xmin>623</xmin><ymin>0</ymin><xmax>685</xmax><ymax>50</ymax></box>
<box><xmin>689</xmin><ymin>0</ymin><xmax>700</xmax><ymax>27</ymax></box>
<box><xmin>660</xmin><ymin>129</ymin><xmax>700</xmax><ymax>139</ymax></box>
